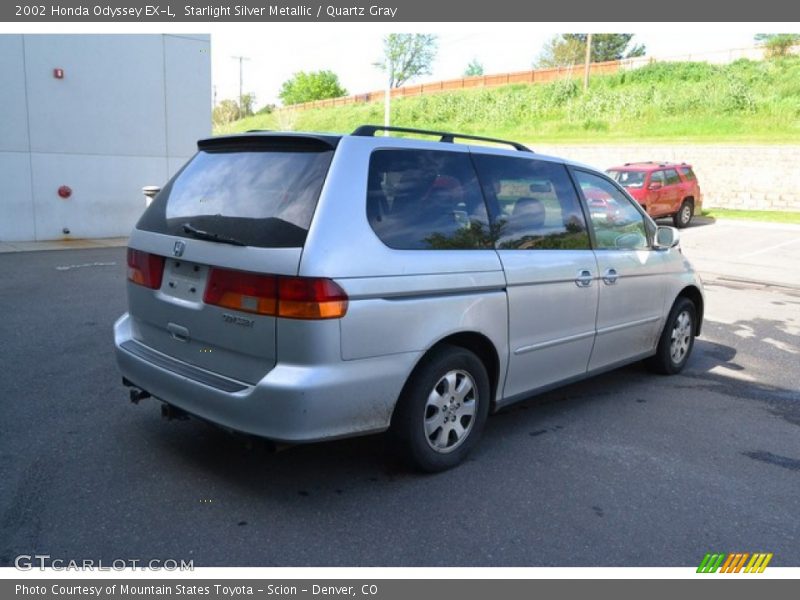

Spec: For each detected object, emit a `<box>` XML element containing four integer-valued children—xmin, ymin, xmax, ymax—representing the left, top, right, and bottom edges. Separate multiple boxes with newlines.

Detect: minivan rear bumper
<box><xmin>114</xmin><ymin>313</ymin><xmax>417</xmax><ymax>442</ymax></box>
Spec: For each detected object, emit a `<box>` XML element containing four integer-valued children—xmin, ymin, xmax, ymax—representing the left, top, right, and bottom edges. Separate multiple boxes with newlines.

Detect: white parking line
<box><xmin>738</xmin><ymin>237</ymin><xmax>800</xmax><ymax>259</ymax></box>
<box><xmin>55</xmin><ymin>262</ymin><xmax>117</xmax><ymax>271</ymax></box>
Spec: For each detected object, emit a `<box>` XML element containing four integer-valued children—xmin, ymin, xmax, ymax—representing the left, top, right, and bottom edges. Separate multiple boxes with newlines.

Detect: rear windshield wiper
<box><xmin>182</xmin><ymin>222</ymin><xmax>246</xmax><ymax>246</ymax></box>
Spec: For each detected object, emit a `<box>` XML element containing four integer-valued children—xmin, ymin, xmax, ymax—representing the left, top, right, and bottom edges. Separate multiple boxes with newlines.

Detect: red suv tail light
<box><xmin>203</xmin><ymin>268</ymin><xmax>348</xmax><ymax>320</ymax></box>
<box><xmin>127</xmin><ymin>249</ymin><xmax>165</xmax><ymax>289</ymax></box>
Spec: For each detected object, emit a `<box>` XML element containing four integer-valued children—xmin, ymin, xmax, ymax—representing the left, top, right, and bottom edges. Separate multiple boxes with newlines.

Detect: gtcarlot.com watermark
<box><xmin>14</xmin><ymin>554</ymin><xmax>194</xmax><ymax>571</ymax></box>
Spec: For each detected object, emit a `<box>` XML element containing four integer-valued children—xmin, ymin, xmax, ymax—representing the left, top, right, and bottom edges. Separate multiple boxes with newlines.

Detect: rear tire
<box><xmin>389</xmin><ymin>345</ymin><xmax>490</xmax><ymax>472</ymax></box>
<box><xmin>646</xmin><ymin>297</ymin><xmax>697</xmax><ymax>375</ymax></box>
<box><xmin>673</xmin><ymin>199</ymin><xmax>694</xmax><ymax>228</ymax></box>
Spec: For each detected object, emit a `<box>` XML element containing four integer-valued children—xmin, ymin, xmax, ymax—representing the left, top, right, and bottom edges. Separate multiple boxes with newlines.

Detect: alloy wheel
<box><xmin>423</xmin><ymin>369</ymin><xmax>477</xmax><ymax>453</ymax></box>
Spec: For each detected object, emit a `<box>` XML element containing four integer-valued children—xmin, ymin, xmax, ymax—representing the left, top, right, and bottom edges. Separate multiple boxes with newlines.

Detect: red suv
<box><xmin>606</xmin><ymin>162</ymin><xmax>702</xmax><ymax>228</ymax></box>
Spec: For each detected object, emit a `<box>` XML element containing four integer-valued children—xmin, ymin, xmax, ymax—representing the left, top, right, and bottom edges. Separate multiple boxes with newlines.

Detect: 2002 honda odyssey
<box><xmin>114</xmin><ymin>125</ymin><xmax>704</xmax><ymax>471</ymax></box>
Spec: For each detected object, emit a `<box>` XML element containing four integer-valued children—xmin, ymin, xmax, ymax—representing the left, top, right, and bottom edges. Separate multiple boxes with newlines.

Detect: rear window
<box><xmin>137</xmin><ymin>143</ymin><xmax>333</xmax><ymax>248</ymax></box>
<box><xmin>607</xmin><ymin>170</ymin><xmax>646</xmax><ymax>188</ymax></box>
<box><xmin>678</xmin><ymin>166</ymin><xmax>696</xmax><ymax>181</ymax></box>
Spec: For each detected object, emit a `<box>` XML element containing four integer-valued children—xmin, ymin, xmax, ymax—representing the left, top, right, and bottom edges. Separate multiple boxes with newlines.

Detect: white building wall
<box><xmin>0</xmin><ymin>34</ymin><xmax>211</xmax><ymax>241</ymax></box>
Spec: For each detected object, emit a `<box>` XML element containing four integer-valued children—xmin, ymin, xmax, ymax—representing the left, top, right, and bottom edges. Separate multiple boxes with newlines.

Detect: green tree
<box><xmin>279</xmin><ymin>70</ymin><xmax>347</xmax><ymax>106</ymax></box>
<box><xmin>534</xmin><ymin>35</ymin><xmax>585</xmax><ymax>68</ymax></box>
<box><xmin>211</xmin><ymin>94</ymin><xmax>257</xmax><ymax>126</ymax></box>
<box><xmin>256</xmin><ymin>103</ymin><xmax>276</xmax><ymax>115</ymax></box>
<box><xmin>375</xmin><ymin>33</ymin><xmax>438</xmax><ymax>88</ymax></box>
<box><xmin>564</xmin><ymin>34</ymin><xmax>645</xmax><ymax>62</ymax></box>
<box><xmin>464</xmin><ymin>58</ymin><xmax>484</xmax><ymax>77</ymax></box>
<box><xmin>212</xmin><ymin>99</ymin><xmax>242</xmax><ymax>126</ymax></box>
<box><xmin>535</xmin><ymin>34</ymin><xmax>645</xmax><ymax>68</ymax></box>
<box><xmin>755</xmin><ymin>33</ymin><xmax>800</xmax><ymax>58</ymax></box>
<box><xmin>239</xmin><ymin>92</ymin><xmax>256</xmax><ymax>117</ymax></box>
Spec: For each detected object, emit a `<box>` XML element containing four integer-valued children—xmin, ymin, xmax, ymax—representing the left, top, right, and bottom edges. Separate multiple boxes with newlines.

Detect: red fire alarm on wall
<box><xmin>57</xmin><ymin>185</ymin><xmax>72</xmax><ymax>199</ymax></box>
<box><xmin>53</xmin><ymin>68</ymin><xmax>64</xmax><ymax>79</ymax></box>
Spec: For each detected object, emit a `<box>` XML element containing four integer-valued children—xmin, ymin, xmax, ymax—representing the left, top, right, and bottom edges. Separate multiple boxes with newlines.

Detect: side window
<box><xmin>664</xmin><ymin>168</ymin><xmax>681</xmax><ymax>185</ymax></box>
<box><xmin>678</xmin><ymin>166</ymin><xmax>696</xmax><ymax>181</ymax></box>
<box><xmin>574</xmin><ymin>170</ymin><xmax>649</xmax><ymax>251</ymax></box>
<box><xmin>472</xmin><ymin>154</ymin><xmax>591</xmax><ymax>250</ymax></box>
<box><xmin>650</xmin><ymin>170</ymin><xmax>665</xmax><ymax>186</ymax></box>
<box><xmin>366</xmin><ymin>150</ymin><xmax>491</xmax><ymax>250</ymax></box>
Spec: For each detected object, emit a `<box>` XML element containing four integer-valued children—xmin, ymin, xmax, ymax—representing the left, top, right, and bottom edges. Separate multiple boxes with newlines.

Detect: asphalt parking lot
<box><xmin>1</xmin><ymin>218</ymin><xmax>798</xmax><ymax>567</ymax></box>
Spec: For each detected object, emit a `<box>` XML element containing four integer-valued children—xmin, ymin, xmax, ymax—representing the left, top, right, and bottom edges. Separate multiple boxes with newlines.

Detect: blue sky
<box><xmin>210</xmin><ymin>25</ymin><xmax>767</xmax><ymax>107</ymax></box>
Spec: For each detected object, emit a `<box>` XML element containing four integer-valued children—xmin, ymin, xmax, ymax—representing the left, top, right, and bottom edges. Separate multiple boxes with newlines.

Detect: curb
<box><xmin>0</xmin><ymin>238</ymin><xmax>128</xmax><ymax>254</ymax></box>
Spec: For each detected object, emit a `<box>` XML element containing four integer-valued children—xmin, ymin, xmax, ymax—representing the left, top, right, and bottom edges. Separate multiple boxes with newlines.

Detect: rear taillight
<box><xmin>277</xmin><ymin>276</ymin><xmax>348</xmax><ymax>319</ymax></box>
<box><xmin>203</xmin><ymin>269</ymin><xmax>348</xmax><ymax>320</ymax></box>
<box><xmin>204</xmin><ymin>269</ymin><xmax>278</xmax><ymax>316</ymax></box>
<box><xmin>127</xmin><ymin>249</ymin><xmax>165</xmax><ymax>289</ymax></box>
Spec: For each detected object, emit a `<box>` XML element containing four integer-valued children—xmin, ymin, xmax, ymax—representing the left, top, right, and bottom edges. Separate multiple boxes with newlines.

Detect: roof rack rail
<box><xmin>351</xmin><ymin>125</ymin><xmax>532</xmax><ymax>152</ymax></box>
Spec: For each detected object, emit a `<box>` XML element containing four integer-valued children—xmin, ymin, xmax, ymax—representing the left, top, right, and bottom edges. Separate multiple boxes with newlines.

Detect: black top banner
<box><xmin>3</xmin><ymin>0</ymin><xmax>800</xmax><ymax>22</ymax></box>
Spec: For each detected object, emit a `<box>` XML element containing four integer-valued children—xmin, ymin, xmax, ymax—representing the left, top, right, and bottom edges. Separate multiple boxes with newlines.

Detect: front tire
<box><xmin>390</xmin><ymin>345</ymin><xmax>490</xmax><ymax>472</ymax></box>
<box><xmin>673</xmin><ymin>199</ymin><xmax>694</xmax><ymax>228</ymax></box>
<box><xmin>646</xmin><ymin>297</ymin><xmax>697</xmax><ymax>374</ymax></box>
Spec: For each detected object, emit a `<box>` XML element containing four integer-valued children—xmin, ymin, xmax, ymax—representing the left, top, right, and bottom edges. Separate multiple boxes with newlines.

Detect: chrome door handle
<box><xmin>602</xmin><ymin>268</ymin><xmax>619</xmax><ymax>285</ymax></box>
<box><xmin>575</xmin><ymin>270</ymin><xmax>593</xmax><ymax>288</ymax></box>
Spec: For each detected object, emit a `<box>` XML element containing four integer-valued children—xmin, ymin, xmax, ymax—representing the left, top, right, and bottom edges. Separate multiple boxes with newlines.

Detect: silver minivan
<box><xmin>114</xmin><ymin>126</ymin><xmax>704</xmax><ymax>471</ymax></box>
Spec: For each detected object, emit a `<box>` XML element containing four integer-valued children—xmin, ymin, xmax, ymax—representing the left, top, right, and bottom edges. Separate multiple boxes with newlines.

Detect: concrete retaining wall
<box><xmin>535</xmin><ymin>144</ymin><xmax>800</xmax><ymax>211</ymax></box>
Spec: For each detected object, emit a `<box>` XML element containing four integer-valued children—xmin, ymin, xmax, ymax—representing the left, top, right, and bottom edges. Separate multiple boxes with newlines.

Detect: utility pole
<box><xmin>384</xmin><ymin>60</ymin><xmax>392</xmax><ymax>133</ymax></box>
<box><xmin>583</xmin><ymin>33</ymin><xmax>593</xmax><ymax>91</ymax></box>
<box><xmin>231</xmin><ymin>55</ymin><xmax>250</xmax><ymax>114</ymax></box>
<box><xmin>384</xmin><ymin>77</ymin><xmax>391</xmax><ymax>132</ymax></box>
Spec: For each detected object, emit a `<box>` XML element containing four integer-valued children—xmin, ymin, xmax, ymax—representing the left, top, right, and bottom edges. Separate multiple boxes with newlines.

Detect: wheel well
<box><xmin>683</xmin><ymin>196</ymin><xmax>695</xmax><ymax>205</ymax></box>
<box><xmin>415</xmin><ymin>332</ymin><xmax>501</xmax><ymax>404</ymax></box>
<box><xmin>677</xmin><ymin>285</ymin><xmax>703</xmax><ymax>335</ymax></box>
<box><xmin>388</xmin><ymin>332</ymin><xmax>502</xmax><ymax>426</ymax></box>
<box><xmin>437</xmin><ymin>332</ymin><xmax>500</xmax><ymax>402</ymax></box>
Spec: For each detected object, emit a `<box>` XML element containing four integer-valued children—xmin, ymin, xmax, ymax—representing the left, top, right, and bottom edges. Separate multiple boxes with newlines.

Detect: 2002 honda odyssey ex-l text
<box><xmin>114</xmin><ymin>126</ymin><xmax>704</xmax><ymax>471</ymax></box>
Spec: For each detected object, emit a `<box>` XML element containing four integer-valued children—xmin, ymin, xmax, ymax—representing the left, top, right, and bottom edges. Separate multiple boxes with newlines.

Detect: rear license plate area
<box><xmin>161</xmin><ymin>259</ymin><xmax>209</xmax><ymax>302</ymax></box>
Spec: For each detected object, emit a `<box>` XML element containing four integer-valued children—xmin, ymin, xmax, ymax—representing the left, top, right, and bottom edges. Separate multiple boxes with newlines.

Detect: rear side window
<box><xmin>664</xmin><ymin>169</ymin><xmax>681</xmax><ymax>185</ymax></box>
<box><xmin>366</xmin><ymin>150</ymin><xmax>491</xmax><ymax>250</ymax></box>
<box><xmin>137</xmin><ymin>143</ymin><xmax>333</xmax><ymax>248</ymax></box>
<box><xmin>472</xmin><ymin>154</ymin><xmax>591</xmax><ymax>250</ymax></box>
<box><xmin>678</xmin><ymin>166</ymin><xmax>696</xmax><ymax>181</ymax></box>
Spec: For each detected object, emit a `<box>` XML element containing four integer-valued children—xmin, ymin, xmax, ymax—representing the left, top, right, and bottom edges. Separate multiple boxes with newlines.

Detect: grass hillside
<box><xmin>216</xmin><ymin>58</ymin><xmax>800</xmax><ymax>143</ymax></box>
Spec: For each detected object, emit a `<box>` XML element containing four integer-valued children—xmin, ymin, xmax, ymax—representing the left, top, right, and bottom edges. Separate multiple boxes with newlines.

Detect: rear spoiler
<box><xmin>198</xmin><ymin>132</ymin><xmax>341</xmax><ymax>152</ymax></box>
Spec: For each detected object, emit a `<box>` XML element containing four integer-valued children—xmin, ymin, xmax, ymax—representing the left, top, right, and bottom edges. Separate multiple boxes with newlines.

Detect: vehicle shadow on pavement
<box><xmin>654</xmin><ymin>215</ymin><xmax>716</xmax><ymax>228</ymax></box>
<box><xmin>139</xmin><ymin>315</ymin><xmax>798</xmax><ymax>496</ymax></box>
<box><xmin>684</xmin><ymin>317</ymin><xmax>800</xmax><ymax>423</ymax></box>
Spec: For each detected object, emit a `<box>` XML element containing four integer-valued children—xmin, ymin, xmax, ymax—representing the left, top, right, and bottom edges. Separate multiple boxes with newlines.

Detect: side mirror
<box><xmin>654</xmin><ymin>226</ymin><xmax>680</xmax><ymax>250</ymax></box>
<box><xmin>648</xmin><ymin>181</ymin><xmax>663</xmax><ymax>191</ymax></box>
